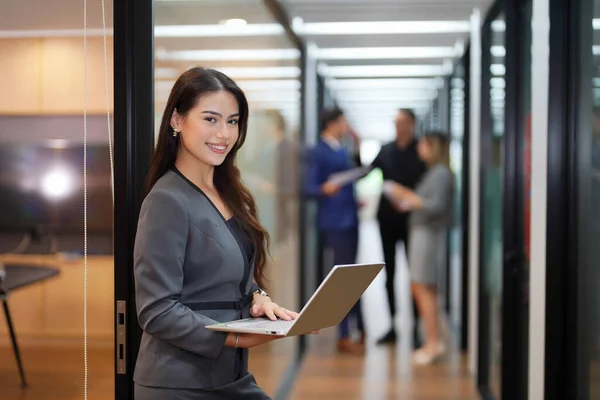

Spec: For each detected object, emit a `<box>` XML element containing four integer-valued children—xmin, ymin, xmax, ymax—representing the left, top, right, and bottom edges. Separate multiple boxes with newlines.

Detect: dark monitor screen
<box><xmin>0</xmin><ymin>144</ymin><xmax>112</xmax><ymax>234</ymax></box>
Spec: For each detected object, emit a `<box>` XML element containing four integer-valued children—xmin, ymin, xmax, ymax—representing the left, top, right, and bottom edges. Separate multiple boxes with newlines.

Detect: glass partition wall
<box><xmin>479</xmin><ymin>12</ymin><xmax>506</xmax><ymax>399</ymax></box>
<box><xmin>0</xmin><ymin>2</ymin><xmax>116</xmax><ymax>399</ymax></box>
<box><xmin>478</xmin><ymin>2</ymin><xmax>531</xmax><ymax>398</ymax></box>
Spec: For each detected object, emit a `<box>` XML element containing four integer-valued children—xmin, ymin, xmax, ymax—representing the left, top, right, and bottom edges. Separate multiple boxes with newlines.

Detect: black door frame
<box><xmin>113</xmin><ymin>0</ymin><xmax>154</xmax><ymax>399</ymax></box>
<box><xmin>477</xmin><ymin>2</ymin><xmax>500</xmax><ymax>395</ymax></box>
<box><xmin>545</xmin><ymin>0</ymin><xmax>591</xmax><ymax>398</ymax></box>
<box><xmin>461</xmin><ymin>48</ymin><xmax>471</xmax><ymax>352</ymax></box>
<box><xmin>446</xmin><ymin>52</ymin><xmax>471</xmax><ymax>350</ymax></box>
<box><xmin>501</xmin><ymin>1</ymin><xmax>529</xmax><ymax>399</ymax></box>
<box><xmin>477</xmin><ymin>0</ymin><xmax>529</xmax><ymax>398</ymax></box>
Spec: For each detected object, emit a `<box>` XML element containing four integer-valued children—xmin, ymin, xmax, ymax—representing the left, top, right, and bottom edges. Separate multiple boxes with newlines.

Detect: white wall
<box><xmin>529</xmin><ymin>0</ymin><xmax>550</xmax><ymax>398</ymax></box>
<box><xmin>468</xmin><ymin>7</ymin><xmax>482</xmax><ymax>376</ymax></box>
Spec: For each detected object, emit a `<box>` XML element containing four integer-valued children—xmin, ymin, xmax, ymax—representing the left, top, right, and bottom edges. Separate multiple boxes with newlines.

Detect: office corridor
<box><xmin>288</xmin><ymin>219</ymin><xmax>476</xmax><ymax>399</ymax></box>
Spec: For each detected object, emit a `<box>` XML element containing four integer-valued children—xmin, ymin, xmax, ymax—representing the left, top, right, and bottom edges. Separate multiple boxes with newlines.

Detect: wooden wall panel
<box><xmin>0</xmin><ymin>37</ymin><xmax>113</xmax><ymax>115</ymax></box>
<box><xmin>0</xmin><ymin>39</ymin><xmax>41</xmax><ymax>113</ymax></box>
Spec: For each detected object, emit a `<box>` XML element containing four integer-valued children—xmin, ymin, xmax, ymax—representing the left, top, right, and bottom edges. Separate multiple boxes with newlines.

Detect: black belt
<box><xmin>186</xmin><ymin>292</ymin><xmax>253</xmax><ymax>311</ymax></box>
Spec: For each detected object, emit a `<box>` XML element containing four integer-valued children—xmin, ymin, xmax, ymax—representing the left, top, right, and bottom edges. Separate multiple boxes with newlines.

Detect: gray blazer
<box><xmin>409</xmin><ymin>164</ymin><xmax>453</xmax><ymax>229</ymax></box>
<box><xmin>407</xmin><ymin>164</ymin><xmax>453</xmax><ymax>285</ymax></box>
<box><xmin>133</xmin><ymin>168</ymin><xmax>259</xmax><ymax>390</ymax></box>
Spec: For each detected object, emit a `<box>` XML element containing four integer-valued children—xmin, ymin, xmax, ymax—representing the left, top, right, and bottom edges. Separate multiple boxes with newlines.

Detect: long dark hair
<box><xmin>146</xmin><ymin>67</ymin><xmax>271</xmax><ymax>289</ymax></box>
<box><xmin>422</xmin><ymin>131</ymin><xmax>450</xmax><ymax>169</ymax></box>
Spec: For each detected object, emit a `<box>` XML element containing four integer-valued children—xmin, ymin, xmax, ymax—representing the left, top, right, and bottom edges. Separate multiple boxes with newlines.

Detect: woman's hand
<box><xmin>389</xmin><ymin>182</ymin><xmax>410</xmax><ymax>199</ymax></box>
<box><xmin>387</xmin><ymin>182</ymin><xmax>423</xmax><ymax>210</ymax></box>
<box><xmin>251</xmin><ymin>297</ymin><xmax>299</xmax><ymax>321</ymax></box>
<box><xmin>226</xmin><ymin>332</ymin><xmax>281</xmax><ymax>349</ymax></box>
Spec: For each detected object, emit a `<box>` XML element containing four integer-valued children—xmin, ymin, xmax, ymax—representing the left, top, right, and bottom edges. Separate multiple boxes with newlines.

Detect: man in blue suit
<box><xmin>305</xmin><ymin>108</ymin><xmax>365</xmax><ymax>355</ymax></box>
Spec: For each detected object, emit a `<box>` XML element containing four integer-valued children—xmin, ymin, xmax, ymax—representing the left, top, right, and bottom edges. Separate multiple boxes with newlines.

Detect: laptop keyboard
<box><xmin>240</xmin><ymin>319</ymin><xmax>295</xmax><ymax>330</ymax></box>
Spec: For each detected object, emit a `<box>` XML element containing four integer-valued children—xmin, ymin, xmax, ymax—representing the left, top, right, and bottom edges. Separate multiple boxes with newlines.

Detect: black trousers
<box><xmin>378</xmin><ymin>218</ymin><xmax>420</xmax><ymax>339</ymax></box>
<box><xmin>322</xmin><ymin>226</ymin><xmax>364</xmax><ymax>338</ymax></box>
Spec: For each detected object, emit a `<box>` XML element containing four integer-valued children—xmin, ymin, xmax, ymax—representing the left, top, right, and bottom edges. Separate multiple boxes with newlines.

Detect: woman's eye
<box><xmin>228</xmin><ymin>119</ymin><xmax>239</xmax><ymax>126</ymax></box>
<box><xmin>204</xmin><ymin>117</ymin><xmax>217</xmax><ymax>123</ymax></box>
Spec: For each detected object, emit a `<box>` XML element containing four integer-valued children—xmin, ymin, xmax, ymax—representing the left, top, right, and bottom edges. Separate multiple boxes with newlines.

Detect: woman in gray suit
<box><xmin>133</xmin><ymin>67</ymin><xmax>299</xmax><ymax>399</ymax></box>
<box><xmin>386</xmin><ymin>132</ymin><xmax>453</xmax><ymax>365</ymax></box>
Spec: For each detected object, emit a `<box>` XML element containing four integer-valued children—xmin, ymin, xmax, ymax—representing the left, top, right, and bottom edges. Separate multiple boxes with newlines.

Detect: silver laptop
<box><xmin>206</xmin><ymin>262</ymin><xmax>384</xmax><ymax>337</ymax></box>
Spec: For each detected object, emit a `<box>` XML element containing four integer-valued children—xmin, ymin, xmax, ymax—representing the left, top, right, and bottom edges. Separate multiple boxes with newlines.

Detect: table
<box><xmin>0</xmin><ymin>264</ymin><xmax>60</xmax><ymax>388</ymax></box>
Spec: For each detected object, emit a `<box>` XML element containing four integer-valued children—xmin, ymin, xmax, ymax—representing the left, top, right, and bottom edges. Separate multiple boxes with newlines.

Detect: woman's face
<box><xmin>417</xmin><ymin>138</ymin><xmax>432</xmax><ymax>163</ymax></box>
<box><xmin>172</xmin><ymin>90</ymin><xmax>240</xmax><ymax>167</ymax></box>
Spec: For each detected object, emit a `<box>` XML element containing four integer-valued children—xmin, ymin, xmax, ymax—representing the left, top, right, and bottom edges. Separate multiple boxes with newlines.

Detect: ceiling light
<box><xmin>244</xmin><ymin>91</ymin><xmax>301</xmax><ymax>102</ymax></box>
<box><xmin>491</xmin><ymin>46</ymin><xmax>506</xmax><ymax>57</ymax></box>
<box><xmin>156</xmin><ymin>48</ymin><xmax>301</xmax><ymax>61</ymax></box>
<box><xmin>320</xmin><ymin>65</ymin><xmax>447</xmax><ymax>78</ymax></box>
<box><xmin>333</xmin><ymin>89</ymin><xmax>438</xmax><ymax>99</ymax></box>
<box><xmin>297</xmin><ymin>20</ymin><xmax>471</xmax><ymax>35</ymax></box>
<box><xmin>221</xmin><ymin>18</ymin><xmax>247</xmax><ymax>27</ymax></box>
<box><xmin>154</xmin><ymin>24</ymin><xmax>284</xmax><ymax>37</ymax></box>
<box><xmin>155</xmin><ymin>79</ymin><xmax>302</xmax><ymax>93</ymax></box>
<box><xmin>317</xmin><ymin>46</ymin><xmax>456</xmax><ymax>60</ymax></box>
<box><xmin>490</xmin><ymin>64</ymin><xmax>506</xmax><ymax>76</ymax></box>
<box><xmin>236</xmin><ymin>80</ymin><xmax>301</xmax><ymax>91</ymax></box>
<box><xmin>490</xmin><ymin>77</ymin><xmax>506</xmax><ymax>89</ymax></box>
<box><xmin>491</xmin><ymin>20</ymin><xmax>506</xmax><ymax>32</ymax></box>
<box><xmin>339</xmin><ymin>97</ymin><xmax>435</xmax><ymax>104</ymax></box>
<box><xmin>212</xmin><ymin>67</ymin><xmax>301</xmax><ymax>79</ymax></box>
<box><xmin>327</xmin><ymin>78</ymin><xmax>444</xmax><ymax>90</ymax></box>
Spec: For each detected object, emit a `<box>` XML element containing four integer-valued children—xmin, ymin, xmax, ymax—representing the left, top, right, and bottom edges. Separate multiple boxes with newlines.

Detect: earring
<box><xmin>172</xmin><ymin>127</ymin><xmax>179</xmax><ymax>137</ymax></box>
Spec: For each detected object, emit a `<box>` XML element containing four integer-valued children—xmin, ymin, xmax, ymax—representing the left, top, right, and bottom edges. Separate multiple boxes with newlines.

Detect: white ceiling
<box><xmin>0</xmin><ymin>0</ymin><xmax>495</xmax><ymax>141</ymax></box>
<box><xmin>280</xmin><ymin>0</ymin><xmax>493</xmax><ymax>141</ymax></box>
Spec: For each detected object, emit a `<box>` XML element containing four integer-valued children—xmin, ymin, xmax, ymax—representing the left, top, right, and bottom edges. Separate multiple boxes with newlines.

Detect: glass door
<box><xmin>479</xmin><ymin>11</ymin><xmax>506</xmax><ymax>399</ymax></box>
<box><xmin>573</xmin><ymin>0</ymin><xmax>600</xmax><ymax>397</ymax></box>
<box><xmin>587</xmin><ymin>4</ymin><xmax>600</xmax><ymax>396</ymax></box>
<box><xmin>478</xmin><ymin>1</ymin><xmax>531</xmax><ymax>397</ymax></box>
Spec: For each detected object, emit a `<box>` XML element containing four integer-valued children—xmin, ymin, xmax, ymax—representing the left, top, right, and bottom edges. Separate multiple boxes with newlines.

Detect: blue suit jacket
<box><xmin>304</xmin><ymin>140</ymin><xmax>359</xmax><ymax>232</ymax></box>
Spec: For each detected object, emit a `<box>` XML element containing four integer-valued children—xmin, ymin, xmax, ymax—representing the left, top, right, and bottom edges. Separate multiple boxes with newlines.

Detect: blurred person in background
<box><xmin>371</xmin><ymin>109</ymin><xmax>426</xmax><ymax>346</ymax></box>
<box><xmin>385</xmin><ymin>132</ymin><xmax>453</xmax><ymax>365</ymax></box>
<box><xmin>265</xmin><ymin>109</ymin><xmax>299</xmax><ymax>246</ymax></box>
<box><xmin>304</xmin><ymin>107</ymin><xmax>365</xmax><ymax>355</ymax></box>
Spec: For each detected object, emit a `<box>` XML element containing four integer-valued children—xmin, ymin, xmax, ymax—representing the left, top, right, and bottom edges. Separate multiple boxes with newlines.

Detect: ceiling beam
<box><xmin>263</xmin><ymin>0</ymin><xmax>303</xmax><ymax>49</ymax></box>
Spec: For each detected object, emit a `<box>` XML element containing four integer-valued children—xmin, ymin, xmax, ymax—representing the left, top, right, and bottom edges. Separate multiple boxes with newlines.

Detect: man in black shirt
<box><xmin>371</xmin><ymin>109</ymin><xmax>426</xmax><ymax>346</ymax></box>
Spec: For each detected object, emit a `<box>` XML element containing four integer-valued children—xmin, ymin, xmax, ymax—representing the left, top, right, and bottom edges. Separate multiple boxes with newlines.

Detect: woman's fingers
<box><xmin>265</xmin><ymin>306</ymin><xmax>277</xmax><ymax>321</ymax></box>
<box><xmin>275</xmin><ymin>307</ymin><xmax>293</xmax><ymax>321</ymax></box>
<box><xmin>252</xmin><ymin>303</ymin><xmax>299</xmax><ymax>322</ymax></box>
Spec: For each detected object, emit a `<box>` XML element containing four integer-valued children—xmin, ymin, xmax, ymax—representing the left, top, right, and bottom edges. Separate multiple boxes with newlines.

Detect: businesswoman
<box><xmin>387</xmin><ymin>132</ymin><xmax>453</xmax><ymax>365</ymax></box>
<box><xmin>133</xmin><ymin>67</ymin><xmax>298</xmax><ymax>399</ymax></box>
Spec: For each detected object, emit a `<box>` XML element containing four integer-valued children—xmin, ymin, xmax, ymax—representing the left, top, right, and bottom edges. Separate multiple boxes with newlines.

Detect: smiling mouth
<box><xmin>206</xmin><ymin>143</ymin><xmax>228</xmax><ymax>154</ymax></box>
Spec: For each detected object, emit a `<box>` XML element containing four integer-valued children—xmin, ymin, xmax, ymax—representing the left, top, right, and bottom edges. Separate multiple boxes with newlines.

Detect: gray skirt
<box><xmin>408</xmin><ymin>225</ymin><xmax>447</xmax><ymax>286</ymax></box>
<box><xmin>134</xmin><ymin>373</ymin><xmax>271</xmax><ymax>400</ymax></box>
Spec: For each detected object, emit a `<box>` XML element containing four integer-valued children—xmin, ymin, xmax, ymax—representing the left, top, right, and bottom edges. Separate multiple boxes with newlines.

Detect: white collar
<box><xmin>322</xmin><ymin>136</ymin><xmax>342</xmax><ymax>150</ymax></box>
